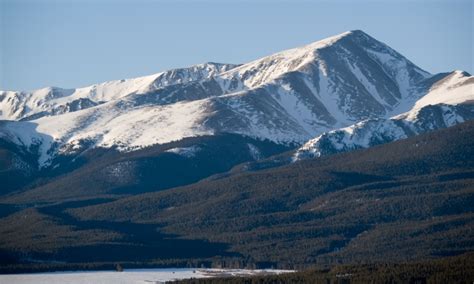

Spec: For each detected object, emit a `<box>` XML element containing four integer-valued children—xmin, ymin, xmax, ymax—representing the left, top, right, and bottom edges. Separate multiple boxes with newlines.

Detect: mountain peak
<box><xmin>346</xmin><ymin>29</ymin><xmax>368</xmax><ymax>36</ymax></box>
<box><xmin>304</xmin><ymin>29</ymin><xmax>370</xmax><ymax>49</ymax></box>
<box><xmin>453</xmin><ymin>70</ymin><xmax>471</xmax><ymax>77</ymax></box>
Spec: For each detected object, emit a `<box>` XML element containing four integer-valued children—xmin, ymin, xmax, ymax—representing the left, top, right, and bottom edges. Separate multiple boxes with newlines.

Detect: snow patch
<box><xmin>247</xmin><ymin>143</ymin><xmax>262</xmax><ymax>160</ymax></box>
<box><xmin>166</xmin><ymin>145</ymin><xmax>201</xmax><ymax>158</ymax></box>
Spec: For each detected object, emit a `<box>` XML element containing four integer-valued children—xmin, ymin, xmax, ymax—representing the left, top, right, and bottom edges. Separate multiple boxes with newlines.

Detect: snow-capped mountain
<box><xmin>1</xmin><ymin>30</ymin><xmax>472</xmax><ymax>169</ymax></box>
<box><xmin>0</xmin><ymin>62</ymin><xmax>238</xmax><ymax>121</ymax></box>
<box><xmin>294</xmin><ymin>71</ymin><xmax>474</xmax><ymax>160</ymax></box>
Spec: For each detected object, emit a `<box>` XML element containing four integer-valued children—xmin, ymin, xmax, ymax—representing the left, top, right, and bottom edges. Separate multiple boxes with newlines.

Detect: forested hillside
<box><xmin>1</xmin><ymin>121</ymin><xmax>472</xmax><ymax>273</ymax></box>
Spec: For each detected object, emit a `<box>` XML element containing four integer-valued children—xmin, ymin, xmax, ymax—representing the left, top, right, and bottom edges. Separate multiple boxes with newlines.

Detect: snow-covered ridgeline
<box><xmin>0</xmin><ymin>63</ymin><xmax>238</xmax><ymax>121</ymax></box>
<box><xmin>294</xmin><ymin>103</ymin><xmax>474</xmax><ymax>161</ymax></box>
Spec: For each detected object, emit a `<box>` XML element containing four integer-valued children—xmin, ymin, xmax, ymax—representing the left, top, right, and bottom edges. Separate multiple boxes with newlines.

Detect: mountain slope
<box><xmin>70</xmin><ymin>120</ymin><xmax>474</xmax><ymax>266</ymax></box>
<box><xmin>1</xmin><ymin>134</ymin><xmax>292</xmax><ymax>204</ymax></box>
<box><xmin>295</xmin><ymin>71</ymin><xmax>473</xmax><ymax>160</ymax></box>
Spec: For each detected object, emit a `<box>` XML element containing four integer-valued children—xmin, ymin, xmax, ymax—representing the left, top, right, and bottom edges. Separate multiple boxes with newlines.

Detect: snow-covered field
<box><xmin>0</xmin><ymin>268</ymin><xmax>294</xmax><ymax>284</ymax></box>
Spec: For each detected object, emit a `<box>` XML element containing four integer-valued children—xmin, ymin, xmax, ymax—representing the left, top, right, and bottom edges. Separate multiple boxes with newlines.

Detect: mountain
<box><xmin>0</xmin><ymin>30</ymin><xmax>446</xmax><ymax>166</ymax></box>
<box><xmin>0</xmin><ymin>30</ymin><xmax>472</xmax><ymax>198</ymax></box>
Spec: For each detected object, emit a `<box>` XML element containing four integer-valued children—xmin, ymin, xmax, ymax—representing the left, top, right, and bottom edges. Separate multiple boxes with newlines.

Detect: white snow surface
<box><xmin>247</xmin><ymin>143</ymin><xmax>262</xmax><ymax>160</ymax></box>
<box><xmin>294</xmin><ymin>118</ymin><xmax>409</xmax><ymax>160</ymax></box>
<box><xmin>0</xmin><ymin>268</ymin><xmax>294</xmax><ymax>284</ymax></box>
<box><xmin>0</xmin><ymin>100</ymin><xmax>213</xmax><ymax>166</ymax></box>
<box><xmin>166</xmin><ymin>145</ymin><xmax>201</xmax><ymax>158</ymax></box>
<box><xmin>413</xmin><ymin>70</ymin><xmax>473</xmax><ymax>110</ymax></box>
<box><xmin>0</xmin><ymin>63</ymin><xmax>235</xmax><ymax>121</ymax></box>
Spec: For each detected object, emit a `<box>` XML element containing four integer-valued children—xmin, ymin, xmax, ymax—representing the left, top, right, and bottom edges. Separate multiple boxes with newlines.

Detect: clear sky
<box><xmin>0</xmin><ymin>0</ymin><xmax>472</xmax><ymax>91</ymax></box>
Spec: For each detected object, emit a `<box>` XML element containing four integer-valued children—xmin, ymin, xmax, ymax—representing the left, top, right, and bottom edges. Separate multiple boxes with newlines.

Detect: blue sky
<box><xmin>0</xmin><ymin>0</ymin><xmax>472</xmax><ymax>91</ymax></box>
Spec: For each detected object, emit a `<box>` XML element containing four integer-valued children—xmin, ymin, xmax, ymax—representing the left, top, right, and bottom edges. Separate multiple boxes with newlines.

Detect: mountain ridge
<box><xmin>0</xmin><ymin>30</ymin><xmax>472</xmax><ymax>173</ymax></box>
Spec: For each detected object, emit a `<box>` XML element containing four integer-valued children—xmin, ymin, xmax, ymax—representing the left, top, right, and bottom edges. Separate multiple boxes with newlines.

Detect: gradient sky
<box><xmin>0</xmin><ymin>0</ymin><xmax>472</xmax><ymax>91</ymax></box>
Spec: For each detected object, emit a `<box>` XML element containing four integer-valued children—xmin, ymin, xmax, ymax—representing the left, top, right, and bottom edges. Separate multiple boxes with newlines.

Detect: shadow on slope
<box><xmin>1</xmin><ymin>134</ymin><xmax>293</xmax><ymax>204</ymax></box>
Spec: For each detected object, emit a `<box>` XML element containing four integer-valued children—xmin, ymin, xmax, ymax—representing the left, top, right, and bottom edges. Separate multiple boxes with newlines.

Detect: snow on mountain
<box><xmin>215</xmin><ymin>30</ymin><xmax>430</xmax><ymax>123</ymax></box>
<box><xmin>0</xmin><ymin>63</ymin><xmax>237</xmax><ymax>121</ymax></box>
<box><xmin>166</xmin><ymin>146</ymin><xmax>202</xmax><ymax>158</ymax></box>
<box><xmin>1</xmin><ymin>30</ymin><xmax>472</xmax><ymax>168</ymax></box>
<box><xmin>412</xmin><ymin>70</ymin><xmax>473</xmax><ymax>109</ymax></box>
<box><xmin>294</xmin><ymin>70</ymin><xmax>474</xmax><ymax>160</ymax></box>
<box><xmin>0</xmin><ymin>99</ymin><xmax>214</xmax><ymax>166</ymax></box>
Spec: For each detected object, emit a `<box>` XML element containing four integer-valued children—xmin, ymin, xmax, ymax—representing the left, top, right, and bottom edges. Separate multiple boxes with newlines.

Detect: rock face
<box><xmin>0</xmin><ymin>30</ymin><xmax>472</xmax><ymax>169</ymax></box>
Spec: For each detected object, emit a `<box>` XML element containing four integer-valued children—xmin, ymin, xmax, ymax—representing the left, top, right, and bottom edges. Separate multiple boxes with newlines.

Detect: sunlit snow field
<box><xmin>0</xmin><ymin>268</ymin><xmax>294</xmax><ymax>284</ymax></box>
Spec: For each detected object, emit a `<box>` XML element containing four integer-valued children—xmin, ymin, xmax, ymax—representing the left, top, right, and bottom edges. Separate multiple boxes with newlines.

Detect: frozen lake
<box><xmin>0</xmin><ymin>268</ymin><xmax>294</xmax><ymax>283</ymax></box>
